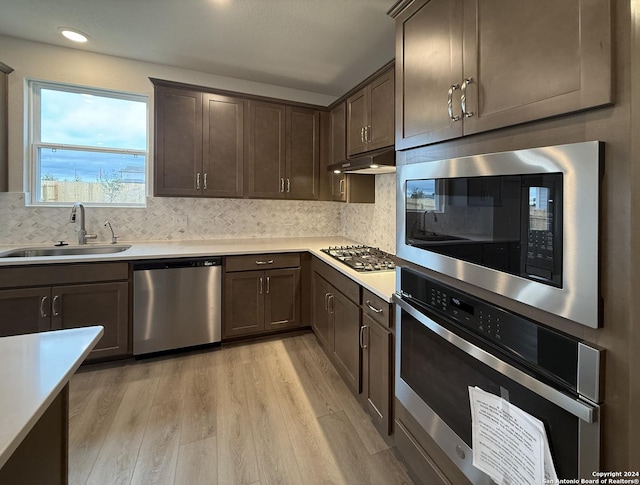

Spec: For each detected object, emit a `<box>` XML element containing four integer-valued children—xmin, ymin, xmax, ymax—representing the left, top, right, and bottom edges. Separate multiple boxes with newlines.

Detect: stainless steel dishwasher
<box><xmin>133</xmin><ymin>257</ymin><xmax>222</xmax><ymax>355</ymax></box>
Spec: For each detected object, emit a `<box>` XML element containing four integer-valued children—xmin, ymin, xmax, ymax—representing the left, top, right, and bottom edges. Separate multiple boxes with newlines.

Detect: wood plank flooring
<box><xmin>69</xmin><ymin>331</ymin><xmax>415</xmax><ymax>485</ymax></box>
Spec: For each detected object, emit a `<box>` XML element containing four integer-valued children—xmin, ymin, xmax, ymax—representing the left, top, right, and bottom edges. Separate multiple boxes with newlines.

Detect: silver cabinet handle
<box><xmin>461</xmin><ymin>77</ymin><xmax>474</xmax><ymax>118</ymax></box>
<box><xmin>366</xmin><ymin>125</ymin><xmax>371</xmax><ymax>143</ymax></box>
<box><xmin>266</xmin><ymin>276</ymin><xmax>270</xmax><ymax>294</ymax></box>
<box><xmin>40</xmin><ymin>296</ymin><xmax>49</xmax><ymax>318</ymax></box>
<box><xmin>259</xmin><ymin>277</ymin><xmax>263</xmax><ymax>295</ymax></box>
<box><xmin>52</xmin><ymin>295</ymin><xmax>60</xmax><ymax>317</ymax></box>
<box><xmin>447</xmin><ymin>84</ymin><xmax>461</xmax><ymax>122</ymax></box>
<box><xmin>360</xmin><ymin>127</ymin><xmax>365</xmax><ymax>144</ymax></box>
<box><xmin>366</xmin><ymin>301</ymin><xmax>384</xmax><ymax>314</ymax></box>
<box><xmin>324</xmin><ymin>292</ymin><xmax>330</xmax><ymax>311</ymax></box>
<box><xmin>360</xmin><ymin>325</ymin><xmax>369</xmax><ymax>349</ymax></box>
<box><xmin>328</xmin><ymin>294</ymin><xmax>334</xmax><ymax>314</ymax></box>
<box><xmin>203</xmin><ymin>173</ymin><xmax>208</xmax><ymax>190</ymax></box>
<box><xmin>339</xmin><ymin>178</ymin><xmax>345</xmax><ymax>195</ymax></box>
<box><xmin>196</xmin><ymin>172</ymin><xmax>201</xmax><ymax>190</ymax></box>
<box><xmin>280</xmin><ymin>177</ymin><xmax>285</xmax><ymax>192</ymax></box>
<box><xmin>255</xmin><ymin>259</ymin><xmax>274</xmax><ymax>265</ymax></box>
<box><xmin>286</xmin><ymin>178</ymin><xmax>291</xmax><ymax>193</ymax></box>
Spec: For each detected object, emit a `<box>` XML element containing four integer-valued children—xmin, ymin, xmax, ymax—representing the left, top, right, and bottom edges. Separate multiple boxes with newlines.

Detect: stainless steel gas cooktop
<box><xmin>321</xmin><ymin>245</ymin><xmax>396</xmax><ymax>272</ymax></box>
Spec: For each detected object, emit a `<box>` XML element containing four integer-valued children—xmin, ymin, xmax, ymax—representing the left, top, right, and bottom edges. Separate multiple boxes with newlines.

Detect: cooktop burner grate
<box><xmin>321</xmin><ymin>245</ymin><xmax>396</xmax><ymax>272</ymax></box>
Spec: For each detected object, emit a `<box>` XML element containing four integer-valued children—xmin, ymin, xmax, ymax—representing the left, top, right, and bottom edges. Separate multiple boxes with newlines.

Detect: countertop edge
<box><xmin>0</xmin><ymin>326</ymin><xmax>104</xmax><ymax>470</ymax></box>
<box><xmin>0</xmin><ymin>238</ymin><xmax>396</xmax><ymax>302</ymax></box>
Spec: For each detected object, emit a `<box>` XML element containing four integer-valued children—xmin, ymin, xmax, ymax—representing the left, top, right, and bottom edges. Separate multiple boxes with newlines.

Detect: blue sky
<box><xmin>39</xmin><ymin>88</ymin><xmax>147</xmax><ymax>181</ymax></box>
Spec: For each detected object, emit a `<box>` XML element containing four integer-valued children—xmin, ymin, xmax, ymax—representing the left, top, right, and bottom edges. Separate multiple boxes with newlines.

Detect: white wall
<box><xmin>0</xmin><ymin>36</ymin><xmax>396</xmax><ymax>251</ymax></box>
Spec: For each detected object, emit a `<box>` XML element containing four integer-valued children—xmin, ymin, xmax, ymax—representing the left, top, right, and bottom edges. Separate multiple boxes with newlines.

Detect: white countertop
<box><xmin>0</xmin><ymin>326</ymin><xmax>103</xmax><ymax>470</ymax></box>
<box><xmin>0</xmin><ymin>237</ymin><xmax>397</xmax><ymax>302</ymax></box>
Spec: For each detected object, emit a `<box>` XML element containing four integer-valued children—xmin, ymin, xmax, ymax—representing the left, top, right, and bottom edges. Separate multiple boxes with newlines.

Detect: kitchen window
<box><xmin>28</xmin><ymin>80</ymin><xmax>148</xmax><ymax>206</ymax></box>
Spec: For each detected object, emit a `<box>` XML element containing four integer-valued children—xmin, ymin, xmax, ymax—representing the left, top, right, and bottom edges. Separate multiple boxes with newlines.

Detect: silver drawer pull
<box><xmin>40</xmin><ymin>296</ymin><xmax>49</xmax><ymax>318</ymax></box>
<box><xmin>266</xmin><ymin>276</ymin><xmax>270</xmax><ymax>294</ymax></box>
<box><xmin>259</xmin><ymin>277</ymin><xmax>263</xmax><ymax>295</ymax></box>
<box><xmin>203</xmin><ymin>173</ymin><xmax>208</xmax><ymax>190</ymax></box>
<box><xmin>255</xmin><ymin>260</ymin><xmax>274</xmax><ymax>265</ymax></box>
<box><xmin>196</xmin><ymin>172</ymin><xmax>201</xmax><ymax>190</ymax></box>
<box><xmin>52</xmin><ymin>295</ymin><xmax>60</xmax><ymax>317</ymax></box>
<box><xmin>366</xmin><ymin>300</ymin><xmax>383</xmax><ymax>313</ymax></box>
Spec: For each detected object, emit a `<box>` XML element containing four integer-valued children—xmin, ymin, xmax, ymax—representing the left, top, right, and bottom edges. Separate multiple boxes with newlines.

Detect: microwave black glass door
<box><xmin>405</xmin><ymin>173</ymin><xmax>563</xmax><ymax>287</ymax></box>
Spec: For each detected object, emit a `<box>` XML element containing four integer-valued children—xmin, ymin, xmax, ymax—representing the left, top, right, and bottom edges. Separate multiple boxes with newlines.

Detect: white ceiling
<box><xmin>0</xmin><ymin>0</ymin><xmax>396</xmax><ymax>98</ymax></box>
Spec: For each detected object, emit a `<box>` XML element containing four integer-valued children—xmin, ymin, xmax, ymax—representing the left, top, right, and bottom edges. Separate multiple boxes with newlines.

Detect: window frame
<box><xmin>28</xmin><ymin>79</ymin><xmax>149</xmax><ymax>207</ymax></box>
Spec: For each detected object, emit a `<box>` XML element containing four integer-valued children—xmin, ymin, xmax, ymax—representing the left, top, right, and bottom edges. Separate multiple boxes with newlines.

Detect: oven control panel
<box><xmin>428</xmin><ymin>287</ymin><xmax>504</xmax><ymax>342</ymax></box>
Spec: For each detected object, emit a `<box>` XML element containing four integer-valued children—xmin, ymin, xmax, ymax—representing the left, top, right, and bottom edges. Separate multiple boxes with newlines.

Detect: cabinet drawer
<box><xmin>0</xmin><ymin>262</ymin><xmax>129</xmax><ymax>290</ymax></box>
<box><xmin>362</xmin><ymin>289</ymin><xmax>391</xmax><ymax>328</ymax></box>
<box><xmin>225</xmin><ymin>253</ymin><xmax>300</xmax><ymax>272</ymax></box>
<box><xmin>311</xmin><ymin>256</ymin><xmax>359</xmax><ymax>305</ymax></box>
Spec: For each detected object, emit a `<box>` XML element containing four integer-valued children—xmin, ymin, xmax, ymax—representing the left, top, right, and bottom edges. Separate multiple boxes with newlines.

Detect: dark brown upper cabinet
<box><xmin>246</xmin><ymin>101</ymin><xmax>320</xmax><ymax>200</ymax></box>
<box><xmin>391</xmin><ymin>0</ymin><xmax>612</xmax><ymax>150</ymax></box>
<box><xmin>154</xmin><ymin>84</ymin><xmax>244</xmax><ymax>198</ymax></box>
<box><xmin>245</xmin><ymin>101</ymin><xmax>286</xmax><ymax>198</ymax></box>
<box><xmin>154</xmin><ymin>86</ymin><xmax>202</xmax><ymax>197</ymax></box>
<box><xmin>346</xmin><ymin>67</ymin><xmax>395</xmax><ymax>157</ymax></box>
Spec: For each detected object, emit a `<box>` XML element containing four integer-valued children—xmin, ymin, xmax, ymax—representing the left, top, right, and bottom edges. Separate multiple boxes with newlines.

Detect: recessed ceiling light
<box><xmin>59</xmin><ymin>28</ymin><xmax>89</xmax><ymax>43</ymax></box>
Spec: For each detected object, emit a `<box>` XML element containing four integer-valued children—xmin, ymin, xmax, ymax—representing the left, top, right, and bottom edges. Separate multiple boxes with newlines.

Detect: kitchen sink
<box><xmin>0</xmin><ymin>245</ymin><xmax>132</xmax><ymax>258</ymax></box>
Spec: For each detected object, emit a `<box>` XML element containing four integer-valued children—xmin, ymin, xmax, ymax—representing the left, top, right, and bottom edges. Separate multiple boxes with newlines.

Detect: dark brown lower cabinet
<box><xmin>0</xmin><ymin>385</ymin><xmax>68</xmax><ymax>485</ymax></box>
<box><xmin>223</xmin><ymin>255</ymin><xmax>301</xmax><ymax>339</ymax></box>
<box><xmin>54</xmin><ymin>282</ymin><xmax>129</xmax><ymax>361</ymax></box>
<box><xmin>331</xmin><ymin>290</ymin><xmax>361</xmax><ymax>394</ymax></box>
<box><xmin>0</xmin><ymin>263</ymin><xmax>130</xmax><ymax>362</ymax></box>
<box><xmin>311</xmin><ymin>272</ymin><xmax>334</xmax><ymax>349</ymax></box>
<box><xmin>361</xmin><ymin>313</ymin><xmax>392</xmax><ymax>435</ymax></box>
<box><xmin>311</xmin><ymin>259</ymin><xmax>362</xmax><ymax>394</ymax></box>
<box><xmin>0</xmin><ymin>287</ymin><xmax>51</xmax><ymax>337</ymax></box>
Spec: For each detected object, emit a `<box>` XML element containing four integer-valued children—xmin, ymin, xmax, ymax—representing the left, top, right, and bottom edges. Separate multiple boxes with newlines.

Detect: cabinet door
<box><xmin>246</xmin><ymin>101</ymin><xmax>286</xmax><ymax>198</ymax></box>
<box><xmin>0</xmin><ymin>288</ymin><xmax>51</xmax><ymax>337</ymax></box>
<box><xmin>330</xmin><ymin>102</ymin><xmax>347</xmax><ymax>165</ymax></box>
<box><xmin>346</xmin><ymin>88</ymin><xmax>369</xmax><ymax>156</ymax></box>
<box><xmin>286</xmin><ymin>106</ymin><xmax>320</xmax><ymax>200</ymax></box>
<box><xmin>395</xmin><ymin>0</ymin><xmax>463</xmax><ymax>149</ymax></box>
<box><xmin>362</xmin><ymin>314</ymin><xmax>392</xmax><ymax>435</ymax></box>
<box><xmin>202</xmin><ymin>94</ymin><xmax>244</xmax><ymax>198</ymax></box>
<box><xmin>154</xmin><ymin>86</ymin><xmax>202</xmax><ymax>196</ymax></box>
<box><xmin>331</xmin><ymin>290</ymin><xmax>361</xmax><ymax>394</ymax></box>
<box><xmin>224</xmin><ymin>270</ymin><xmax>265</xmax><ymax>337</ymax></box>
<box><xmin>264</xmin><ymin>268</ymin><xmax>301</xmax><ymax>330</ymax></box>
<box><xmin>368</xmin><ymin>68</ymin><xmax>395</xmax><ymax>151</ymax></box>
<box><xmin>462</xmin><ymin>0</ymin><xmax>611</xmax><ymax>135</ymax></box>
<box><xmin>52</xmin><ymin>282</ymin><xmax>129</xmax><ymax>360</ymax></box>
<box><xmin>311</xmin><ymin>273</ymin><xmax>334</xmax><ymax>350</ymax></box>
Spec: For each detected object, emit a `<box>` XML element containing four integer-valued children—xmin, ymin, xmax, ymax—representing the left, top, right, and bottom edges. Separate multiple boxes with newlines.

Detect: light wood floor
<box><xmin>68</xmin><ymin>331</ymin><xmax>415</xmax><ymax>485</ymax></box>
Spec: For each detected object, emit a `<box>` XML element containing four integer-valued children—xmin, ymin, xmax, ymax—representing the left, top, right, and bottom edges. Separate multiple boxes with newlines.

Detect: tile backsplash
<box><xmin>0</xmin><ymin>173</ymin><xmax>397</xmax><ymax>252</ymax></box>
<box><xmin>342</xmin><ymin>173</ymin><xmax>396</xmax><ymax>254</ymax></box>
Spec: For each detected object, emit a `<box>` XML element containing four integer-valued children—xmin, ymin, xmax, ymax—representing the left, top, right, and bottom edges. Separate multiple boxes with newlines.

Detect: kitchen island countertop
<box><xmin>0</xmin><ymin>326</ymin><xmax>103</xmax><ymax>471</ymax></box>
<box><xmin>0</xmin><ymin>237</ymin><xmax>397</xmax><ymax>302</ymax></box>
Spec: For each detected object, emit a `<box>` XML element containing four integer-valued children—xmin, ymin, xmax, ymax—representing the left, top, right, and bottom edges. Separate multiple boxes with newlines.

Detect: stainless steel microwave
<box><xmin>396</xmin><ymin>141</ymin><xmax>603</xmax><ymax>328</ymax></box>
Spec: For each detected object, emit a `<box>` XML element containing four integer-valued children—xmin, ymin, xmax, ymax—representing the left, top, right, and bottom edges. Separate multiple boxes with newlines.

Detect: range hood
<box><xmin>328</xmin><ymin>148</ymin><xmax>396</xmax><ymax>174</ymax></box>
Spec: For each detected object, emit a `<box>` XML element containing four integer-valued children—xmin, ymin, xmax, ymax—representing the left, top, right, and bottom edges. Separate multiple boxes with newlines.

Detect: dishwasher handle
<box><xmin>133</xmin><ymin>257</ymin><xmax>222</xmax><ymax>271</ymax></box>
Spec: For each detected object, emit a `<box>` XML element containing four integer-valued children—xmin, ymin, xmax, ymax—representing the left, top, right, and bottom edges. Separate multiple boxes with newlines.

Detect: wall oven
<box><xmin>396</xmin><ymin>141</ymin><xmax>602</xmax><ymax>328</ymax></box>
<box><xmin>394</xmin><ymin>266</ymin><xmax>604</xmax><ymax>483</ymax></box>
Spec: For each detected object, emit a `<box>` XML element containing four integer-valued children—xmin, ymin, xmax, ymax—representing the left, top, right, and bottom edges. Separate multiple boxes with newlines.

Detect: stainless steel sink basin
<box><xmin>0</xmin><ymin>245</ymin><xmax>132</xmax><ymax>258</ymax></box>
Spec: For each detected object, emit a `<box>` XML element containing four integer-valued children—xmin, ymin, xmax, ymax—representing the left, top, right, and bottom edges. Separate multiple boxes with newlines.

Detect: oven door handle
<box><xmin>393</xmin><ymin>294</ymin><xmax>599</xmax><ymax>424</ymax></box>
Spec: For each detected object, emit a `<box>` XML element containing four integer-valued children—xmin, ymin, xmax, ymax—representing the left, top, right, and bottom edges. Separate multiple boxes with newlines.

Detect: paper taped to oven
<box><xmin>468</xmin><ymin>386</ymin><xmax>558</xmax><ymax>484</ymax></box>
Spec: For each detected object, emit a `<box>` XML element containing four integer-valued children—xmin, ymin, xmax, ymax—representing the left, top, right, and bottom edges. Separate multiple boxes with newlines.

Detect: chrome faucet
<box><xmin>69</xmin><ymin>202</ymin><xmax>97</xmax><ymax>245</ymax></box>
<box><xmin>104</xmin><ymin>221</ymin><xmax>118</xmax><ymax>244</ymax></box>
